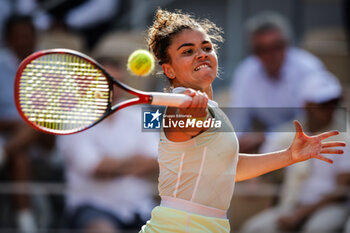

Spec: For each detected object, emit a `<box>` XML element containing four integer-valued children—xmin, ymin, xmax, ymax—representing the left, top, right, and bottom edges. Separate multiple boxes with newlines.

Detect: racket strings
<box><xmin>18</xmin><ymin>53</ymin><xmax>110</xmax><ymax>133</ymax></box>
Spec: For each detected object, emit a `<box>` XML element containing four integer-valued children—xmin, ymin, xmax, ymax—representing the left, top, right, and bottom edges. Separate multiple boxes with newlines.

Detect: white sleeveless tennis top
<box><xmin>158</xmin><ymin>88</ymin><xmax>239</xmax><ymax>213</ymax></box>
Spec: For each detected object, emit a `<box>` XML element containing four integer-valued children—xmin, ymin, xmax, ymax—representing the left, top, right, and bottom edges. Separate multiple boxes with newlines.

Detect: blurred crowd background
<box><xmin>0</xmin><ymin>0</ymin><xmax>350</xmax><ymax>232</ymax></box>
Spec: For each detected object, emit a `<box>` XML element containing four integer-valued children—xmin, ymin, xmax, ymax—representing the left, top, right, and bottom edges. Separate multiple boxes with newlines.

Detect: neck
<box><xmin>206</xmin><ymin>86</ymin><xmax>213</xmax><ymax>100</ymax></box>
<box><xmin>267</xmin><ymin>69</ymin><xmax>281</xmax><ymax>80</ymax></box>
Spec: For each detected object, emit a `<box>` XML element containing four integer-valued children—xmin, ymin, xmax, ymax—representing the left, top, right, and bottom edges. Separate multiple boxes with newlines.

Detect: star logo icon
<box><xmin>150</xmin><ymin>109</ymin><xmax>162</xmax><ymax>122</ymax></box>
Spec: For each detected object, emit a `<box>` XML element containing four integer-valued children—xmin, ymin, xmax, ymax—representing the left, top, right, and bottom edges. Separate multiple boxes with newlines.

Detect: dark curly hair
<box><xmin>147</xmin><ymin>9</ymin><xmax>223</xmax><ymax>65</ymax></box>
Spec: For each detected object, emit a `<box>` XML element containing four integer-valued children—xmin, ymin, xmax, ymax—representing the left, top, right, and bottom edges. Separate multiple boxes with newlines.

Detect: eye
<box><xmin>182</xmin><ymin>49</ymin><xmax>193</xmax><ymax>55</ymax></box>
<box><xmin>204</xmin><ymin>46</ymin><xmax>213</xmax><ymax>52</ymax></box>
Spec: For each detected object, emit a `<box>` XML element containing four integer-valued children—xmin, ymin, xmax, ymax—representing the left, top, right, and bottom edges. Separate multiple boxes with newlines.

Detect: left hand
<box><xmin>289</xmin><ymin>120</ymin><xmax>346</xmax><ymax>164</ymax></box>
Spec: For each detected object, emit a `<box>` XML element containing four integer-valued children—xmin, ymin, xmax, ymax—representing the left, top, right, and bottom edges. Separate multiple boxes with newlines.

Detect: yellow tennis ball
<box><xmin>127</xmin><ymin>49</ymin><xmax>155</xmax><ymax>76</ymax></box>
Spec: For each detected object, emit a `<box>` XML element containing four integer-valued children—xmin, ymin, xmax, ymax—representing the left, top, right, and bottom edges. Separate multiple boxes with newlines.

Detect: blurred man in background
<box><xmin>13</xmin><ymin>0</ymin><xmax>121</xmax><ymax>49</ymax></box>
<box><xmin>239</xmin><ymin>71</ymin><xmax>350</xmax><ymax>233</ymax></box>
<box><xmin>0</xmin><ymin>15</ymin><xmax>55</xmax><ymax>233</ymax></box>
<box><xmin>58</xmin><ymin>58</ymin><xmax>159</xmax><ymax>233</ymax></box>
<box><xmin>229</xmin><ymin>12</ymin><xmax>326</xmax><ymax>153</ymax></box>
<box><xmin>344</xmin><ymin>0</ymin><xmax>350</xmax><ymax>53</ymax></box>
<box><xmin>0</xmin><ymin>0</ymin><xmax>11</xmax><ymax>46</ymax></box>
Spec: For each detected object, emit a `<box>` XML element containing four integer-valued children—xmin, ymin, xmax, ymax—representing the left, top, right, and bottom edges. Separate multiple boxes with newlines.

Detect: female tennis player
<box><xmin>140</xmin><ymin>9</ymin><xmax>345</xmax><ymax>233</ymax></box>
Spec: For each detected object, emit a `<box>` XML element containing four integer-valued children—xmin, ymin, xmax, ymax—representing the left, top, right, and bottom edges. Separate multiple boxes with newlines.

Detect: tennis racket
<box><xmin>14</xmin><ymin>48</ymin><xmax>191</xmax><ymax>135</ymax></box>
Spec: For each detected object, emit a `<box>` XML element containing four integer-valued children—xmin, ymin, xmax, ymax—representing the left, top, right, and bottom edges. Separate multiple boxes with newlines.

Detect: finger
<box><xmin>190</xmin><ymin>91</ymin><xmax>207</xmax><ymax>117</ymax></box>
<box><xmin>179</xmin><ymin>99</ymin><xmax>191</xmax><ymax>108</ymax></box>
<box><xmin>196</xmin><ymin>98</ymin><xmax>209</xmax><ymax>119</ymax></box>
<box><xmin>322</xmin><ymin>141</ymin><xmax>346</xmax><ymax>148</ymax></box>
<box><xmin>196</xmin><ymin>91</ymin><xmax>204</xmax><ymax>107</ymax></box>
<box><xmin>197</xmin><ymin>95</ymin><xmax>207</xmax><ymax>117</ymax></box>
<box><xmin>190</xmin><ymin>94</ymin><xmax>200</xmax><ymax>109</ymax></box>
<box><xmin>293</xmin><ymin>120</ymin><xmax>304</xmax><ymax>137</ymax></box>
<box><xmin>203</xmin><ymin>92</ymin><xmax>209</xmax><ymax>99</ymax></box>
<box><xmin>320</xmin><ymin>149</ymin><xmax>344</xmax><ymax>154</ymax></box>
<box><xmin>200</xmin><ymin>91</ymin><xmax>209</xmax><ymax>108</ymax></box>
<box><xmin>183</xmin><ymin>88</ymin><xmax>196</xmax><ymax>97</ymax></box>
<box><xmin>202</xmin><ymin>97</ymin><xmax>209</xmax><ymax>116</ymax></box>
<box><xmin>183</xmin><ymin>94</ymin><xmax>200</xmax><ymax>117</ymax></box>
<box><xmin>197</xmin><ymin>91</ymin><xmax>208</xmax><ymax>110</ymax></box>
<box><xmin>180</xmin><ymin>89</ymin><xmax>196</xmax><ymax>108</ymax></box>
<box><xmin>317</xmin><ymin>131</ymin><xmax>339</xmax><ymax>140</ymax></box>
<box><xmin>293</xmin><ymin>120</ymin><xmax>303</xmax><ymax>132</ymax></box>
<box><xmin>202</xmin><ymin>95</ymin><xmax>208</xmax><ymax>108</ymax></box>
<box><xmin>190</xmin><ymin>98</ymin><xmax>202</xmax><ymax>116</ymax></box>
<box><xmin>313</xmin><ymin>154</ymin><xmax>334</xmax><ymax>164</ymax></box>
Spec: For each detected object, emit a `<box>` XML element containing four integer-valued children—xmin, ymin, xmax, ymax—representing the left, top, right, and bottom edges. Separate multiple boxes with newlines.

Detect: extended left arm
<box><xmin>236</xmin><ymin>149</ymin><xmax>293</xmax><ymax>182</ymax></box>
<box><xmin>236</xmin><ymin>121</ymin><xmax>346</xmax><ymax>182</ymax></box>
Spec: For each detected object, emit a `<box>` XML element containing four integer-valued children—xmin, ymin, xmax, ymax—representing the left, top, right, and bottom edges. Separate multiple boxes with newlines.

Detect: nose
<box><xmin>196</xmin><ymin>49</ymin><xmax>208</xmax><ymax>60</ymax></box>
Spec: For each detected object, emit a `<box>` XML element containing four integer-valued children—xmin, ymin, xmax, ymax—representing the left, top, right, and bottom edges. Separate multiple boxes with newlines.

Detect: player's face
<box><xmin>252</xmin><ymin>29</ymin><xmax>286</xmax><ymax>78</ymax></box>
<box><xmin>162</xmin><ymin>28</ymin><xmax>218</xmax><ymax>91</ymax></box>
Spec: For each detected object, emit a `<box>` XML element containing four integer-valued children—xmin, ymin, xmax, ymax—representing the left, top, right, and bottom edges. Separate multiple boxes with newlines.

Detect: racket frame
<box><xmin>15</xmin><ymin>48</ymin><xmax>153</xmax><ymax>135</ymax></box>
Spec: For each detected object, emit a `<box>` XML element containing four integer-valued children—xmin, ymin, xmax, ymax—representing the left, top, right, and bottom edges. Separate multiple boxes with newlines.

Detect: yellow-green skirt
<box><xmin>140</xmin><ymin>206</ymin><xmax>230</xmax><ymax>233</ymax></box>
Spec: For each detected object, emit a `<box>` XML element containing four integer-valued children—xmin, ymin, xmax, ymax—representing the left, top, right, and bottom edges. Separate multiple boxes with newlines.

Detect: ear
<box><xmin>162</xmin><ymin>63</ymin><xmax>175</xmax><ymax>80</ymax></box>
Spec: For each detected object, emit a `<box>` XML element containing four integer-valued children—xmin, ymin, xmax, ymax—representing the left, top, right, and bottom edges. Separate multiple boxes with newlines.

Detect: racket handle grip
<box><xmin>150</xmin><ymin>92</ymin><xmax>192</xmax><ymax>107</ymax></box>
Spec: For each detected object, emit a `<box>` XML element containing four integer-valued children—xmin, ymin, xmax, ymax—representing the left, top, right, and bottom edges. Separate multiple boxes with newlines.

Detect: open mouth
<box><xmin>194</xmin><ymin>63</ymin><xmax>211</xmax><ymax>71</ymax></box>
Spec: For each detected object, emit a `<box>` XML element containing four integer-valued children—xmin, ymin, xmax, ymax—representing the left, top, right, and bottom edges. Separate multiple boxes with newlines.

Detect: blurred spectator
<box><xmin>239</xmin><ymin>71</ymin><xmax>350</xmax><ymax>233</ymax></box>
<box><xmin>47</xmin><ymin>0</ymin><xmax>120</xmax><ymax>49</ymax></box>
<box><xmin>57</xmin><ymin>58</ymin><xmax>159</xmax><ymax>233</ymax></box>
<box><xmin>229</xmin><ymin>12</ymin><xmax>326</xmax><ymax>153</ymax></box>
<box><xmin>344</xmin><ymin>0</ymin><xmax>350</xmax><ymax>52</ymax></box>
<box><xmin>37</xmin><ymin>16</ymin><xmax>87</xmax><ymax>52</ymax></box>
<box><xmin>0</xmin><ymin>0</ymin><xmax>12</xmax><ymax>46</ymax></box>
<box><xmin>0</xmin><ymin>15</ymin><xmax>55</xmax><ymax>233</ymax></box>
<box><xmin>14</xmin><ymin>0</ymin><xmax>121</xmax><ymax>49</ymax></box>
